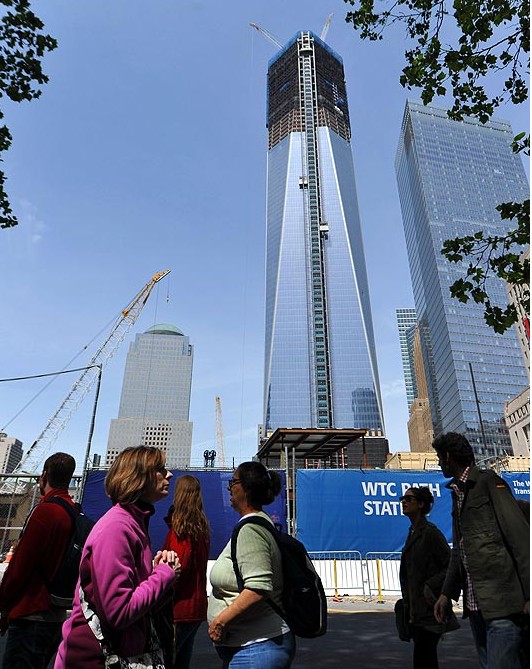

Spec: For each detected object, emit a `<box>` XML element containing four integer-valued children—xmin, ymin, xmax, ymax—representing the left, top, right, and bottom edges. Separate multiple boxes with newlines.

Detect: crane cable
<box><xmin>0</xmin><ymin>313</ymin><xmax>120</xmax><ymax>432</ymax></box>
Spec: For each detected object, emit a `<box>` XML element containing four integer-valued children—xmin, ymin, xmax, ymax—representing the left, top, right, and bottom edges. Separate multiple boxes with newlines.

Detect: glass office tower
<box><xmin>396</xmin><ymin>101</ymin><xmax>528</xmax><ymax>456</ymax></box>
<box><xmin>106</xmin><ymin>324</ymin><xmax>194</xmax><ymax>467</ymax></box>
<box><xmin>396</xmin><ymin>308</ymin><xmax>418</xmax><ymax>410</ymax></box>
<box><xmin>263</xmin><ymin>31</ymin><xmax>384</xmax><ymax>433</ymax></box>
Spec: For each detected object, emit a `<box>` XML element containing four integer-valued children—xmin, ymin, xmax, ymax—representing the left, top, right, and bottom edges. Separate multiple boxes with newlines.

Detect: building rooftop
<box><xmin>144</xmin><ymin>324</ymin><xmax>184</xmax><ymax>336</ymax></box>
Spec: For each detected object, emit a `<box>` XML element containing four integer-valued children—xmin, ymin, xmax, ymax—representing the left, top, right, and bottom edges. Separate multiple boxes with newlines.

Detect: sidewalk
<box><xmin>326</xmin><ymin>594</ymin><xmax>465</xmax><ymax>615</ymax></box>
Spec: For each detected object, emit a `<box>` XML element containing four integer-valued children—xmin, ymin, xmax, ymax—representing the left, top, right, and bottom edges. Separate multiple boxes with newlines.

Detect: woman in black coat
<box><xmin>399</xmin><ymin>487</ymin><xmax>451</xmax><ymax>668</ymax></box>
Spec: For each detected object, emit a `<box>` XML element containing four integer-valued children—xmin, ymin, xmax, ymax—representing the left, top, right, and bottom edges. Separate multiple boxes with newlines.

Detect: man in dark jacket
<box><xmin>433</xmin><ymin>432</ymin><xmax>529</xmax><ymax>668</ymax></box>
<box><xmin>0</xmin><ymin>452</ymin><xmax>76</xmax><ymax>669</ymax></box>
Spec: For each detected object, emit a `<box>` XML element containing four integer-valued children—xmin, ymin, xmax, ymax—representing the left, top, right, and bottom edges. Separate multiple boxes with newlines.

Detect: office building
<box><xmin>504</xmin><ymin>247</ymin><xmax>530</xmax><ymax>455</ymax></box>
<box><xmin>396</xmin><ymin>308</ymin><xmax>418</xmax><ymax>409</ymax></box>
<box><xmin>106</xmin><ymin>324</ymin><xmax>193</xmax><ymax>467</ymax></box>
<box><xmin>407</xmin><ymin>326</ymin><xmax>434</xmax><ymax>452</ymax></box>
<box><xmin>396</xmin><ymin>100</ymin><xmax>529</xmax><ymax>456</ymax></box>
<box><xmin>0</xmin><ymin>434</ymin><xmax>23</xmax><ymax>474</ymax></box>
<box><xmin>263</xmin><ymin>31</ymin><xmax>384</xmax><ymax>435</ymax></box>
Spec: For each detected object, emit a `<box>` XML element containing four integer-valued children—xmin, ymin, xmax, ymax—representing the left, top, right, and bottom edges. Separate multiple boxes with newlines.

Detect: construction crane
<box><xmin>249</xmin><ymin>22</ymin><xmax>283</xmax><ymax>49</ymax></box>
<box><xmin>215</xmin><ymin>396</ymin><xmax>226</xmax><ymax>467</ymax></box>
<box><xmin>321</xmin><ymin>14</ymin><xmax>333</xmax><ymax>42</ymax></box>
<box><xmin>13</xmin><ymin>269</ymin><xmax>171</xmax><ymax>475</ymax></box>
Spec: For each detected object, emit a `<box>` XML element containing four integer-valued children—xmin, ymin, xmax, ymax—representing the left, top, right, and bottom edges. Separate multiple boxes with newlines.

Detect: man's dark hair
<box><xmin>432</xmin><ymin>432</ymin><xmax>475</xmax><ymax>467</ymax></box>
<box><xmin>43</xmin><ymin>452</ymin><xmax>76</xmax><ymax>488</ymax></box>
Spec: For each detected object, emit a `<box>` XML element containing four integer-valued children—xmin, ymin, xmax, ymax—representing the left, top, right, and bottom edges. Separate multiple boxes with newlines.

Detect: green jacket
<box><xmin>400</xmin><ymin>518</ymin><xmax>450</xmax><ymax>629</ymax></box>
<box><xmin>442</xmin><ymin>466</ymin><xmax>529</xmax><ymax>620</ymax></box>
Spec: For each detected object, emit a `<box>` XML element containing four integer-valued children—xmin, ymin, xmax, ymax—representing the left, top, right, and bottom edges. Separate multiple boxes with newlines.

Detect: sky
<box><xmin>1</xmin><ymin>0</ymin><xmax>528</xmax><ymax>474</ymax></box>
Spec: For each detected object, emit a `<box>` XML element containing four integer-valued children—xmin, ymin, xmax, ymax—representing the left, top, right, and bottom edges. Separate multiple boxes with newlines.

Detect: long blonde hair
<box><xmin>171</xmin><ymin>475</ymin><xmax>210</xmax><ymax>541</ymax></box>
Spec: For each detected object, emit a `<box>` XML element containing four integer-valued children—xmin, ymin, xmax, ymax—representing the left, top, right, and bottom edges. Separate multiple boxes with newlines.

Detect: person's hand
<box><xmin>524</xmin><ymin>600</ymin><xmax>529</xmax><ymax>615</ymax></box>
<box><xmin>423</xmin><ymin>584</ymin><xmax>436</xmax><ymax>605</ymax></box>
<box><xmin>208</xmin><ymin>618</ymin><xmax>226</xmax><ymax>642</ymax></box>
<box><xmin>154</xmin><ymin>550</ymin><xmax>181</xmax><ymax>579</ymax></box>
<box><xmin>434</xmin><ymin>594</ymin><xmax>450</xmax><ymax>623</ymax></box>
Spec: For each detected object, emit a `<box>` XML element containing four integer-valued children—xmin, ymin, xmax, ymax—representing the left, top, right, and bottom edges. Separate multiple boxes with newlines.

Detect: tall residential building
<box><xmin>396</xmin><ymin>308</ymin><xmax>418</xmax><ymax>409</ymax></box>
<box><xmin>0</xmin><ymin>434</ymin><xmax>23</xmax><ymax>473</ymax></box>
<box><xmin>106</xmin><ymin>324</ymin><xmax>193</xmax><ymax>467</ymax></box>
<box><xmin>263</xmin><ymin>31</ymin><xmax>384</xmax><ymax>434</ymax></box>
<box><xmin>396</xmin><ymin>100</ymin><xmax>529</xmax><ymax>457</ymax></box>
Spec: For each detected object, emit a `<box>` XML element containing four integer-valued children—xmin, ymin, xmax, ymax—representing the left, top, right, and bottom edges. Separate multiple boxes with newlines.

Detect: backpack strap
<box><xmin>42</xmin><ymin>497</ymin><xmax>78</xmax><ymax>586</ymax></box>
<box><xmin>230</xmin><ymin>516</ymin><xmax>286</xmax><ymax>622</ymax></box>
<box><xmin>45</xmin><ymin>496</ymin><xmax>79</xmax><ymax>520</ymax></box>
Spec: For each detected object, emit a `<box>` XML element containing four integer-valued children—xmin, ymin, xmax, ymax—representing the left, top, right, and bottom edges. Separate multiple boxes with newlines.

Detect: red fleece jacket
<box><xmin>162</xmin><ymin>530</ymin><xmax>209</xmax><ymax>622</ymax></box>
<box><xmin>0</xmin><ymin>488</ymin><xmax>74</xmax><ymax>620</ymax></box>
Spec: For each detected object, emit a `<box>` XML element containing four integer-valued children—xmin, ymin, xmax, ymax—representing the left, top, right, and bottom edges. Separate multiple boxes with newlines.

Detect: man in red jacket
<box><xmin>0</xmin><ymin>452</ymin><xmax>76</xmax><ymax>669</ymax></box>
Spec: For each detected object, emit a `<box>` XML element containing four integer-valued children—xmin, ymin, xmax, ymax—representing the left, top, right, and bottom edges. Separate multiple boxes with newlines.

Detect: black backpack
<box><xmin>45</xmin><ymin>497</ymin><xmax>95</xmax><ymax>608</ymax></box>
<box><xmin>230</xmin><ymin>516</ymin><xmax>327</xmax><ymax>638</ymax></box>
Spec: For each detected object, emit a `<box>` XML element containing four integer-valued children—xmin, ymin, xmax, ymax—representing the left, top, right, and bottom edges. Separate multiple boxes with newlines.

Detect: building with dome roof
<box><xmin>105</xmin><ymin>323</ymin><xmax>193</xmax><ymax>467</ymax></box>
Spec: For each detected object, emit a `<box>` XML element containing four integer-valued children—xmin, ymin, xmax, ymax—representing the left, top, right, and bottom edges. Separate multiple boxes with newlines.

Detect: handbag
<box><xmin>79</xmin><ymin>586</ymin><xmax>166</xmax><ymax>669</ymax></box>
<box><xmin>394</xmin><ymin>598</ymin><xmax>411</xmax><ymax>642</ymax></box>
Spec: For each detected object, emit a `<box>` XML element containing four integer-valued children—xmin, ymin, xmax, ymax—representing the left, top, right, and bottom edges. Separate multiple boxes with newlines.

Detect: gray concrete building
<box><xmin>106</xmin><ymin>324</ymin><xmax>193</xmax><ymax>467</ymax></box>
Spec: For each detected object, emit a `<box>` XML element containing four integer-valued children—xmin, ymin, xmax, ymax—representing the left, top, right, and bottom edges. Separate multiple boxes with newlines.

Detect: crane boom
<box><xmin>321</xmin><ymin>14</ymin><xmax>333</xmax><ymax>42</ymax></box>
<box><xmin>14</xmin><ymin>269</ymin><xmax>171</xmax><ymax>474</ymax></box>
<box><xmin>215</xmin><ymin>396</ymin><xmax>226</xmax><ymax>467</ymax></box>
<box><xmin>249</xmin><ymin>22</ymin><xmax>283</xmax><ymax>49</ymax></box>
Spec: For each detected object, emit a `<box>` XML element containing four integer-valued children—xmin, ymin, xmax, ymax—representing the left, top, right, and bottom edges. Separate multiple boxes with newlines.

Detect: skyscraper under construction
<box><xmin>263</xmin><ymin>31</ymin><xmax>384</xmax><ymax>434</ymax></box>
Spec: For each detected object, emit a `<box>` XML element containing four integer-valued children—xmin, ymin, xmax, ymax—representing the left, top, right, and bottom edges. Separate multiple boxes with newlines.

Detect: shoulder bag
<box><xmin>79</xmin><ymin>586</ymin><xmax>165</xmax><ymax>669</ymax></box>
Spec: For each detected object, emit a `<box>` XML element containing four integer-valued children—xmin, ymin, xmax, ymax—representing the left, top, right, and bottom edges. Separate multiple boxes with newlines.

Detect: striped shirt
<box><xmin>450</xmin><ymin>467</ymin><xmax>480</xmax><ymax>612</ymax></box>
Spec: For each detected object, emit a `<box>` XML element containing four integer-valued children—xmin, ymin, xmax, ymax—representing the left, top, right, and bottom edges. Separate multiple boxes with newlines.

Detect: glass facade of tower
<box><xmin>264</xmin><ymin>32</ymin><xmax>384</xmax><ymax>433</ymax></box>
<box><xmin>396</xmin><ymin>308</ymin><xmax>418</xmax><ymax>409</ymax></box>
<box><xmin>396</xmin><ymin>101</ymin><xmax>528</xmax><ymax>456</ymax></box>
<box><xmin>106</xmin><ymin>324</ymin><xmax>194</xmax><ymax>467</ymax></box>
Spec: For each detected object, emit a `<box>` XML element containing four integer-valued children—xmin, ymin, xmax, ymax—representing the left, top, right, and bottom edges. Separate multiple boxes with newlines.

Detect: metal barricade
<box><xmin>363</xmin><ymin>552</ymin><xmax>401</xmax><ymax>601</ymax></box>
<box><xmin>308</xmin><ymin>551</ymin><xmax>366</xmax><ymax>597</ymax></box>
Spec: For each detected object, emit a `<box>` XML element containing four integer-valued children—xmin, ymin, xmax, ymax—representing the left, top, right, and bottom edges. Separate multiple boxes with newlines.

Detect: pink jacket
<box><xmin>54</xmin><ymin>502</ymin><xmax>175</xmax><ymax>668</ymax></box>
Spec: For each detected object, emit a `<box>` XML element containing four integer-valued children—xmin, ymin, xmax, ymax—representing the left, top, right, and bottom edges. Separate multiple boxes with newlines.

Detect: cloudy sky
<box><xmin>1</xmin><ymin>0</ymin><xmax>528</xmax><ymax>473</ymax></box>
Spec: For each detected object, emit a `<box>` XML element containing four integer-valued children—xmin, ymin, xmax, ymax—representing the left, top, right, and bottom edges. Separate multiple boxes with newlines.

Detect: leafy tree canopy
<box><xmin>0</xmin><ymin>0</ymin><xmax>57</xmax><ymax>229</ymax></box>
<box><xmin>344</xmin><ymin>0</ymin><xmax>530</xmax><ymax>333</ymax></box>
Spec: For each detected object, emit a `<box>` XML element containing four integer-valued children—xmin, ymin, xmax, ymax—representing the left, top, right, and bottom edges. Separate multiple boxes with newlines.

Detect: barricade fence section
<box><xmin>307</xmin><ymin>551</ymin><xmax>402</xmax><ymax>600</ymax></box>
<box><xmin>364</xmin><ymin>552</ymin><xmax>401</xmax><ymax>600</ymax></box>
<box><xmin>308</xmin><ymin>551</ymin><xmax>365</xmax><ymax>597</ymax></box>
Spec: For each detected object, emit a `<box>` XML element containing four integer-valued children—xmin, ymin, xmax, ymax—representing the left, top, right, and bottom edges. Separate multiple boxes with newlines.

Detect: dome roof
<box><xmin>144</xmin><ymin>323</ymin><xmax>184</xmax><ymax>336</ymax></box>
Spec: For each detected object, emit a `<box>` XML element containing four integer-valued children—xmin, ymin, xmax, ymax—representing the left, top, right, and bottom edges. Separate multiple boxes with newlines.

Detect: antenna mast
<box><xmin>215</xmin><ymin>396</ymin><xmax>226</xmax><ymax>467</ymax></box>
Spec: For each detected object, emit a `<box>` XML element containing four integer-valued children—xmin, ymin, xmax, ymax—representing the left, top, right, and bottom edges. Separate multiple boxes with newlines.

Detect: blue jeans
<box><xmin>216</xmin><ymin>632</ymin><xmax>296</xmax><ymax>669</ymax></box>
<box><xmin>173</xmin><ymin>621</ymin><xmax>201</xmax><ymax>669</ymax></box>
<box><xmin>469</xmin><ymin>610</ymin><xmax>525</xmax><ymax>669</ymax></box>
<box><xmin>2</xmin><ymin>619</ymin><xmax>63</xmax><ymax>669</ymax></box>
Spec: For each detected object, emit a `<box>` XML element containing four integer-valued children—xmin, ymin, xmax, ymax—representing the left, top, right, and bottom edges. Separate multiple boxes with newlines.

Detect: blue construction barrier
<box><xmin>81</xmin><ymin>469</ymin><xmax>287</xmax><ymax>558</ymax></box>
<box><xmin>296</xmin><ymin>469</ymin><xmax>529</xmax><ymax>553</ymax></box>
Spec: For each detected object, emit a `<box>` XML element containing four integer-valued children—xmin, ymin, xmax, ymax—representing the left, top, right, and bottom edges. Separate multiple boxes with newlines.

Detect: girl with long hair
<box><xmin>163</xmin><ymin>475</ymin><xmax>210</xmax><ymax>669</ymax></box>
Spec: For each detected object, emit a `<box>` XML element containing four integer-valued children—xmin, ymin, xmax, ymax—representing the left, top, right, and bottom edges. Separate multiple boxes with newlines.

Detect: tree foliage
<box><xmin>344</xmin><ymin>0</ymin><xmax>530</xmax><ymax>333</ymax></box>
<box><xmin>0</xmin><ymin>0</ymin><xmax>57</xmax><ymax>229</ymax></box>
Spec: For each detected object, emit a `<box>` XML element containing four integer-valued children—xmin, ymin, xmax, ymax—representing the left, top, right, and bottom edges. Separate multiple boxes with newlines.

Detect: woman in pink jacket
<box><xmin>54</xmin><ymin>446</ymin><xmax>181</xmax><ymax>668</ymax></box>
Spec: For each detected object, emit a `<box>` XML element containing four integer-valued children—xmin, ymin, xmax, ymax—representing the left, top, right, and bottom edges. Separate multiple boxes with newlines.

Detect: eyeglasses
<box><xmin>227</xmin><ymin>478</ymin><xmax>241</xmax><ymax>491</ymax></box>
<box><xmin>399</xmin><ymin>495</ymin><xmax>417</xmax><ymax>503</ymax></box>
<box><xmin>157</xmin><ymin>466</ymin><xmax>169</xmax><ymax>478</ymax></box>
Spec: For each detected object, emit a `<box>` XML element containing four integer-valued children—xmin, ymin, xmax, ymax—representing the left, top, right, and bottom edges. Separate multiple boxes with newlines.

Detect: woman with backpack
<box><xmin>207</xmin><ymin>461</ymin><xmax>295</xmax><ymax>668</ymax></box>
<box><xmin>54</xmin><ymin>446</ymin><xmax>181</xmax><ymax>668</ymax></box>
<box><xmin>162</xmin><ymin>475</ymin><xmax>210</xmax><ymax>669</ymax></box>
